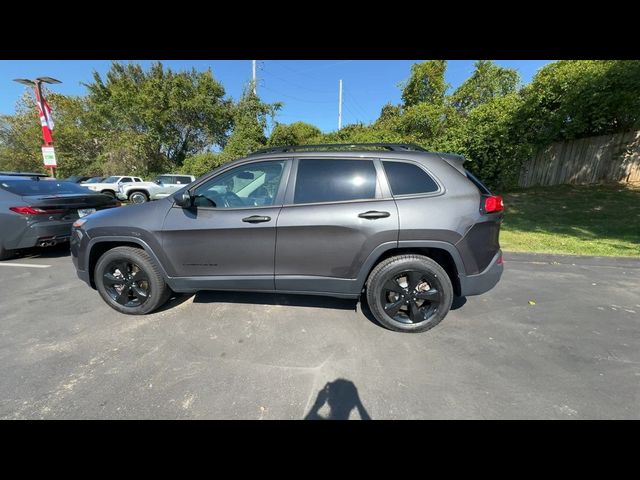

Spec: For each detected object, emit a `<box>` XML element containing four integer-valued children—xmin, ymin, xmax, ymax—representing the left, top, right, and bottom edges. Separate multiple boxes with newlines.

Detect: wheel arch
<box><xmin>86</xmin><ymin>237</ymin><xmax>169</xmax><ymax>288</ymax></box>
<box><xmin>358</xmin><ymin>241</ymin><xmax>464</xmax><ymax>297</ymax></box>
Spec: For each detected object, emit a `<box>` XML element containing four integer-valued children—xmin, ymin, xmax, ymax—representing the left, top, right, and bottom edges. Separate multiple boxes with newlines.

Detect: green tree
<box><xmin>268</xmin><ymin>121</ymin><xmax>322</xmax><ymax>146</ymax></box>
<box><xmin>518</xmin><ymin>60</ymin><xmax>640</xmax><ymax>145</ymax></box>
<box><xmin>221</xmin><ymin>87</ymin><xmax>281</xmax><ymax>160</ymax></box>
<box><xmin>180</xmin><ymin>151</ymin><xmax>226</xmax><ymax>178</ymax></box>
<box><xmin>84</xmin><ymin>61</ymin><xmax>233</xmax><ymax>172</ymax></box>
<box><xmin>454</xmin><ymin>93</ymin><xmax>531</xmax><ymax>190</ymax></box>
<box><xmin>0</xmin><ymin>93</ymin><xmax>43</xmax><ymax>173</ymax></box>
<box><xmin>401</xmin><ymin>60</ymin><xmax>448</xmax><ymax>107</ymax></box>
<box><xmin>450</xmin><ymin>60</ymin><xmax>520</xmax><ymax>114</ymax></box>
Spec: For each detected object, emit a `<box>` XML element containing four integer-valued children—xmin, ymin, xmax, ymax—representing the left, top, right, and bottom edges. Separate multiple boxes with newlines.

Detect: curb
<box><xmin>503</xmin><ymin>251</ymin><xmax>640</xmax><ymax>269</ymax></box>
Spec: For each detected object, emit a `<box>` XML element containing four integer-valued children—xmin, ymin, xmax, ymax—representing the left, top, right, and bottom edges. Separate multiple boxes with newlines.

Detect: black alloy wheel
<box><xmin>102</xmin><ymin>259</ymin><xmax>150</xmax><ymax>307</ymax></box>
<box><xmin>366</xmin><ymin>254</ymin><xmax>454</xmax><ymax>333</ymax></box>
<box><xmin>94</xmin><ymin>246</ymin><xmax>171</xmax><ymax>315</ymax></box>
<box><xmin>381</xmin><ymin>270</ymin><xmax>442</xmax><ymax>324</ymax></box>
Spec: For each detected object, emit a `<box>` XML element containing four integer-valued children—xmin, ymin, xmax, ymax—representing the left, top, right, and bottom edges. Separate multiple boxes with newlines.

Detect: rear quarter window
<box><xmin>382</xmin><ymin>161</ymin><xmax>439</xmax><ymax>196</ymax></box>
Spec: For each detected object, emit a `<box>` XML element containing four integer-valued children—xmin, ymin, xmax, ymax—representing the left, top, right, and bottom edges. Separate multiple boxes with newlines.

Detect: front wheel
<box><xmin>128</xmin><ymin>191</ymin><xmax>149</xmax><ymax>204</ymax></box>
<box><xmin>100</xmin><ymin>190</ymin><xmax>116</xmax><ymax>199</ymax></box>
<box><xmin>366</xmin><ymin>255</ymin><xmax>453</xmax><ymax>333</ymax></box>
<box><xmin>94</xmin><ymin>246</ymin><xmax>171</xmax><ymax>315</ymax></box>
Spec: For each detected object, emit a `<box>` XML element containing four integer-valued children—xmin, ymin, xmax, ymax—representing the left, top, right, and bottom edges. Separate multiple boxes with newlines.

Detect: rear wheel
<box><xmin>366</xmin><ymin>255</ymin><xmax>453</xmax><ymax>333</ymax></box>
<box><xmin>95</xmin><ymin>246</ymin><xmax>170</xmax><ymax>315</ymax></box>
<box><xmin>128</xmin><ymin>191</ymin><xmax>149</xmax><ymax>204</ymax></box>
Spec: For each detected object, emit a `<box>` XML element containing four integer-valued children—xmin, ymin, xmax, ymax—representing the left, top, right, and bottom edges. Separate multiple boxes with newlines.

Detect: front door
<box><xmin>160</xmin><ymin>159</ymin><xmax>290</xmax><ymax>290</ymax></box>
<box><xmin>275</xmin><ymin>157</ymin><xmax>398</xmax><ymax>295</ymax></box>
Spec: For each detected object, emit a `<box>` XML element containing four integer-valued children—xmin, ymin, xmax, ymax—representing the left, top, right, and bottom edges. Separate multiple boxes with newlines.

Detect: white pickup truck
<box><xmin>117</xmin><ymin>174</ymin><xmax>196</xmax><ymax>203</ymax></box>
<box><xmin>82</xmin><ymin>175</ymin><xmax>144</xmax><ymax>198</ymax></box>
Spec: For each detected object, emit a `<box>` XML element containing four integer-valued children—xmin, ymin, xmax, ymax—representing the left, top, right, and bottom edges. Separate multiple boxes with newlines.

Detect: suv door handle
<box><xmin>242</xmin><ymin>215</ymin><xmax>271</xmax><ymax>223</ymax></box>
<box><xmin>358</xmin><ymin>210</ymin><xmax>390</xmax><ymax>219</ymax></box>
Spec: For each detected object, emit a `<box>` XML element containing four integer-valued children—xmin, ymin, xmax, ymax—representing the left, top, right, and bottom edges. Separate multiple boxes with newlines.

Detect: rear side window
<box><xmin>382</xmin><ymin>161</ymin><xmax>439</xmax><ymax>196</ymax></box>
<box><xmin>294</xmin><ymin>159</ymin><xmax>377</xmax><ymax>204</ymax></box>
<box><xmin>174</xmin><ymin>176</ymin><xmax>192</xmax><ymax>184</ymax></box>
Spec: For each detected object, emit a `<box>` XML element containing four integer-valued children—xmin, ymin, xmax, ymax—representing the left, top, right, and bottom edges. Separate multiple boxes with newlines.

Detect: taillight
<box><xmin>483</xmin><ymin>195</ymin><xmax>504</xmax><ymax>213</ymax></box>
<box><xmin>10</xmin><ymin>206</ymin><xmax>64</xmax><ymax>215</ymax></box>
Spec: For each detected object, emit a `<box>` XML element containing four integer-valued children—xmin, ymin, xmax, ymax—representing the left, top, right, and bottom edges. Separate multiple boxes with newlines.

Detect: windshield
<box><xmin>84</xmin><ymin>177</ymin><xmax>103</xmax><ymax>183</ymax></box>
<box><xmin>0</xmin><ymin>180</ymin><xmax>94</xmax><ymax>196</ymax></box>
<box><xmin>103</xmin><ymin>176</ymin><xmax>119</xmax><ymax>183</ymax></box>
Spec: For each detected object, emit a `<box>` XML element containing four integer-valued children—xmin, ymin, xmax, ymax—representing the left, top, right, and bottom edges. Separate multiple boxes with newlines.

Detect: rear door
<box><xmin>274</xmin><ymin>157</ymin><xmax>398</xmax><ymax>295</ymax></box>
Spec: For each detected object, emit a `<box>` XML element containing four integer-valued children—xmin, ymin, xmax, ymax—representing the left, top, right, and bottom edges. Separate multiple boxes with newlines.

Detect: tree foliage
<box><xmin>451</xmin><ymin>60</ymin><xmax>520</xmax><ymax>114</ymax></box>
<box><xmin>268</xmin><ymin>121</ymin><xmax>322</xmax><ymax>146</ymax></box>
<box><xmin>401</xmin><ymin>60</ymin><xmax>448</xmax><ymax>107</ymax></box>
<box><xmin>84</xmin><ymin>61</ymin><xmax>233</xmax><ymax>172</ymax></box>
<box><xmin>2</xmin><ymin>60</ymin><xmax>640</xmax><ymax>192</ymax></box>
<box><xmin>221</xmin><ymin>88</ymin><xmax>281</xmax><ymax>160</ymax></box>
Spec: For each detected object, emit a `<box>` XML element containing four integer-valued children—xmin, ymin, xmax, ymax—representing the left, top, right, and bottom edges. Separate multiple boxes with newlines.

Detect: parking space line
<box><xmin>0</xmin><ymin>263</ymin><xmax>51</xmax><ymax>269</ymax></box>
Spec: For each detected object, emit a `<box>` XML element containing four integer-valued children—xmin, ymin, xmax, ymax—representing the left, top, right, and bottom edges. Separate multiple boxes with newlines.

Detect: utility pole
<box><xmin>252</xmin><ymin>60</ymin><xmax>257</xmax><ymax>95</ymax></box>
<box><xmin>13</xmin><ymin>77</ymin><xmax>61</xmax><ymax>178</ymax></box>
<box><xmin>338</xmin><ymin>79</ymin><xmax>343</xmax><ymax>130</ymax></box>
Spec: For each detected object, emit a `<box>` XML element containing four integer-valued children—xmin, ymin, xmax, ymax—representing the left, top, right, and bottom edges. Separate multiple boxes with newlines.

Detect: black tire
<box><xmin>366</xmin><ymin>254</ymin><xmax>453</xmax><ymax>333</ymax></box>
<box><xmin>94</xmin><ymin>246</ymin><xmax>171</xmax><ymax>315</ymax></box>
<box><xmin>100</xmin><ymin>190</ymin><xmax>116</xmax><ymax>198</ymax></box>
<box><xmin>128</xmin><ymin>191</ymin><xmax>149</xmax><ymax>204</ymax></box>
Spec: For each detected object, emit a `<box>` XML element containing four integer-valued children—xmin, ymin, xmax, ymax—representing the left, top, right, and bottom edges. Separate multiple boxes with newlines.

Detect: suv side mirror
<box><xmin>175</xmin><ymin>191</ymin><xmax>193</xmax><ymax>208</ymax></box>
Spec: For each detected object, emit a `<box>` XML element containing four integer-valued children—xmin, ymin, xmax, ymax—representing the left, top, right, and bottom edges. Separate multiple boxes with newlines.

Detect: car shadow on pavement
<box><xmin>193</xmin><ymin>291</ymin><xmax>359</xmax><ymax>311</ymax></box>
<box><xmin>304</xmin><ymin>378</ymin><xmax>371</xmax><ymax>420</ymax></box>
<box><xmin>18</xmin><ymin>244</ymin><xmax>71</xmax><ymax>259</ymax></box>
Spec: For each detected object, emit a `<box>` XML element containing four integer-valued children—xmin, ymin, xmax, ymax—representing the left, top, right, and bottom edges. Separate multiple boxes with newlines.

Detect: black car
<box><xmin>71</xmin><ymin>143</ymin><xmax>504</xmax><ymax>333</ymax></box>
<box><xmin>0</xmin><ymin>173</ymin><xmax>120</xmax><ymax>260</ymax></box>
<box><xmin>64</xmin><ymin>175</ymin><xmax>94</xmax><ymax>183</ymax></box>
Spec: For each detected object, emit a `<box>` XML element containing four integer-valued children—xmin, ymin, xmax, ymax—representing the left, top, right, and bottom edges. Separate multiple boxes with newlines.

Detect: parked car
<box><xmin>83</xmin><ymin>175</ymin><xmax>143</xmax><ymax>198</ymax></box>
<box><xmin>0</xmin><ymin>172</ymin><xmax>119</xmax><ymax>260</ymax></box>
<box><xmin>64</xmin><ymin>175</ymin><xmax>93</xmax><ymax>183</ymax></box>
<box><xmin>81</xmin><ymin>176</ymin><xmax>106</xmax><ymax>184</ymax></box>
<box><xmin>71</xmin><ymin>143</ymin><xmax>504</xmax><ymax>333</ymax></box>
<box><xmin>117</xmin><ymin>174</ymin><xmax>196</xmax><ymax>204</ymax></box>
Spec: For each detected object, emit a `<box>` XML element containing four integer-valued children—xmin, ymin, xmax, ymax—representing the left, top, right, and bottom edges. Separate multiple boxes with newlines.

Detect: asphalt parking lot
<box><xmin>0</xmin><ymin>246</ymin><xmax>638</xmax><ymax>419</ymax></box>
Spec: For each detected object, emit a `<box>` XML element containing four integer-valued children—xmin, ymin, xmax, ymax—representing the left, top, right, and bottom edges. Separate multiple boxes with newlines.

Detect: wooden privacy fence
<box><xmin>518</xmin><ymin>130</ymin><xmax>640</xmax><ymax>187</ymax></box>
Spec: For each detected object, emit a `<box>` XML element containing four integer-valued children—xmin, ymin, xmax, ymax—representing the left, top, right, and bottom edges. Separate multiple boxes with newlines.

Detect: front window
<box><xmin>155</xmin><ymin>176</ymin><xmax>172</xmax><ymax>185</ymax></box>
<box><xmin>103</xmin><ymin>176</ymin><xmax>119</xmax><ymax>184</ymax></box>
<box><xmin>192</xmin><ymin>161</ymin><xmax>285</xmax><ymax>209</ymax></box>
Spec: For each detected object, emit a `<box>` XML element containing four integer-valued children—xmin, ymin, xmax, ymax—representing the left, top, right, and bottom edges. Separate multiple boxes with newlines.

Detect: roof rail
<box><xmin>249</xmin><ymin>143</ymin><xmax>429</xmax><ymax>155</ymax></box>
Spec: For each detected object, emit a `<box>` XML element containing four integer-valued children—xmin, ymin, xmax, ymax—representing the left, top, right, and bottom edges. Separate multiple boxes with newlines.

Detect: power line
<box><xmin>262</xmin><ymin>64</ymin><xmax>333</xmax><ymax>95</ymax></box>
<box><xmin>261</xmin><ymin>85</ymin><xmax>334</xmax><ymax>104</ymax></box>
<box><xmin>343</xmin><ymin>87</ymin><xmax>370</xmax><ymax>120</ymax></box>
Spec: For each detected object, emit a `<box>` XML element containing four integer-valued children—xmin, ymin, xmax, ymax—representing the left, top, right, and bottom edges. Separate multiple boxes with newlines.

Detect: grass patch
<box><xmin>500</xmin><ymin>184</ymin><xmax>640</xmax><ymax>257</ymax></box>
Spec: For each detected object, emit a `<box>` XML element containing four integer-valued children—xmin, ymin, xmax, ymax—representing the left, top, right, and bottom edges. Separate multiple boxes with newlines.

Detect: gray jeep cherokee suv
<box><xmin>71</xmin><ymin>143</ymin><xmax>504</xmax><ymax>333</ymax></box>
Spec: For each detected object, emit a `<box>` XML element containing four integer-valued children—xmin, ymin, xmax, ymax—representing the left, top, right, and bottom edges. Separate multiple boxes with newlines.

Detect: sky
<box><xmin>0</xmin><ymin>60</ymin><xmax>551</xmax><ymax>133</ymax></box>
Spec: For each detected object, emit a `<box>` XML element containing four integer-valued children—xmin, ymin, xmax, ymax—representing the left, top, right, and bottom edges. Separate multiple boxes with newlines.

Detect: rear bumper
<box><xmin>458</xmin><ymin>250</ymin><xmax>503</xmax><ymax>296</ymax></box>
<box><xmin>9</xmin><ymin>220</ymin><xmax>74</xmax><ymax>250</ymax></box>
